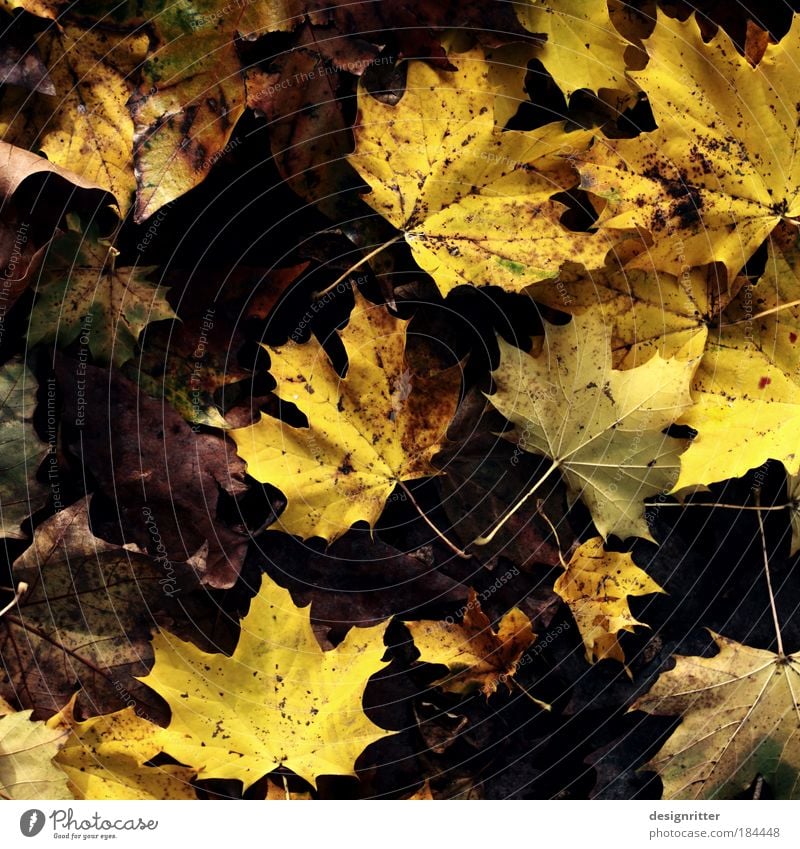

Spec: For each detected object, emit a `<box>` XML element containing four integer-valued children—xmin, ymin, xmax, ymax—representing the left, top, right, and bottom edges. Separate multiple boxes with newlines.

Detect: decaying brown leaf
<box><xmin>1</xmin><ymin>497</ymin><xmax>201</xmax><ymax>717</ymax></box>
<box><xmin>57</xmin><ymin>362</ymin><xmax>248</xmax><ymax>589</ymax></box>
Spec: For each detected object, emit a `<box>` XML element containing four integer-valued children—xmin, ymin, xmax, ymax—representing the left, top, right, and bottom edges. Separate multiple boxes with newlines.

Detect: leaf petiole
<box><xmin>397</xmin><ymin>480</ymin><xmax>472</xmax><ymax>559</ymax></box>
<box><xmin>755</xmin><ymin>489</ymin><xmax>785</xmax><ymax>658</ymax></box>
<box><xmin>313</xmin><ymin>234</ymin><xmax>403</xmax><ymax>299</ymax></box>
<box><xmin>650</xmin><ymin>502</ymin><xmax>790</xmax><ymax>512</ymax></box>
<box><xmin>0</xmin><ymin>582</ymin><xmax>28</xmax><ymax>620</ymax></box>
<box><xmin>473</xmin><ymin>460</ymin><xmax>561</xmax><ymax>546</ymax></box>
<box><xmin>512</xmin><ymin>677</ymin><xmax>552</xmax><ymax>712</ymax></box>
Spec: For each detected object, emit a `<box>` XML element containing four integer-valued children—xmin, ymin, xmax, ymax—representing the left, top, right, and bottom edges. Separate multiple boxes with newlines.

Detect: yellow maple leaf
<box><xmin>534</xmin><ymin>260</ymin><xmax>740</xmax><ymax>367</ymax></box>
<box><xmin>579</xmin><ymin>13</ymin><xmax>800</xmax><ymax>279</ymax></box>
<box><xmin>516</xmin><ymin>0</ymin><xmax>632</xmax><ymax>96</ymax></box>
<box><xmin>485</xmin><ymin>311</ymin><xmax>697</xmax><ymax>542</ymax></box>
<box><xmin>139</xmin><ymin>575</ymin><xmax>393</xmax><ymax>789</ymax></box>
<box><xmin>0</xmin><ymin>23</ymin><xmax>147</xmax><ymax>215</ymax></box>
<box><xmin>555</xmin><ymin>537</ymin><xmax>663</xmax><ymax>664</ymax></box>
<box><xmin>229</xmin><ymin>288</ymin><xmax>459</xmax><ymax>542</ymax></box>
<box><xmin>674</xmin><ymin>232</ymin><xmax>800</xmax><ymax>490</ymax></box>
<box><xmin>50</xmin><ymin>699</ymin><xmax>196</xmax><ymax>800</ymax></box>
<box><xmin>406</xmin><ymin>590</ymin><xmax>536</xmax><ymax>697</ymax></box>
<box><xmin>632</xmin><ymin>633</ymin><xmax>800</xmax><ymax>799</ymax></box>
<box><xmin>349</xmin><ymin>46</ymin><xmax>612</xmax><ymax>295</ymax></box>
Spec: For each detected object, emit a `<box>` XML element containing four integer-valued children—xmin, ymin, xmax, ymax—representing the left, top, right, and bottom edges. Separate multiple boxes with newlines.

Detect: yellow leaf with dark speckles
<box><xmin>350</xmin><ymin>46</ymin><xmax>612</xmax><ymax>295</ymax></box>
<box><xmin>229</xmin><ymin>288</ymin><xmax>460</xmax><ymax>542</ymax></box>
<box><xmin>516</xmin><ymin>0</ymin><xmax>633</xmax><ymax>97</ymax></box>
<box><xmin>50</xmin><ymin>699</ymin><xmax>196</xmax><ymax>800</ymax></box>
<box><xmin>554</xmin><ymin>537</ymin><xmax>663</xmax><ymax>665</ymax></box>
<box><xmin>0</xmin><ymin>23</ymin><xmax>147</xmax><ymax>215</ymax></box>
<box><xmin>675</xmin><ymin>231</ymin><xmax>800</xmax><ymax>489</ymax></box>
<box><xmin>579</xmin><ymin>13</ymin><xmax>800</xmax><ymax>279</ymax></box>
<box><xmin>139</xmin><ymin>575</ymin><xmax>392</xmax><ymax>789</ymax></box>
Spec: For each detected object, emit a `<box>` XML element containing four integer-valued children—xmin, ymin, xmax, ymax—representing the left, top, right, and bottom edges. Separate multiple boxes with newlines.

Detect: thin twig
<box><xmin>474</xmin><ymin>460</ymin><xmax>561</xmax><ymax>546</ymax></box>
<box><xmin>755</xmin><ymin>490</ymin><xmax>784</xmax><ymax>657</ymax></box>
<box><xmin>397</xmin><ymin>480</ymin><xmax>472</xmax><ymax>560</ymax></box>
<box><xmin>313</xmin><ymin>234</ymin><xmax>403</xmax><ymax>299</ymax></box>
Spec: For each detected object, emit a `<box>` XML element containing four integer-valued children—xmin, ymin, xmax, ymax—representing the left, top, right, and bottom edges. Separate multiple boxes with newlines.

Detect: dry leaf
<box><xmin>407</xmin><ymin>590</ymin><xmax>536</xmax><ymax>696</ymax></box>
<box><xmin>632</xmin><ymin>633</ymin><xmax>800</xmax><ymax>799</ymax></box>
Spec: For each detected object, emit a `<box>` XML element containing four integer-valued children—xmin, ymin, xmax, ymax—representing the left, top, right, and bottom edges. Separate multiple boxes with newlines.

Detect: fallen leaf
<box><xmin>486</xmin><ymin>312</ymin><xmax>696</xmax><ymax>541</ymax></box>
<box><xmin>516</xmin><ymin>0</ymin><xmax>632</xmax><ymax>96</ymax></box>
<box><xmin>0</xmin><ymin>357</ymin><xmax>48</xmax><ymax>539</ymax></box>
<box><xmin>257</xmin><ymin>532</ymin><xmax>466</xmax><ymax>632</ymax></box>
<box><xmin>0</xmin><ymin>707</ymin><xmax>71</xmax><ymax>799</ymax></box>
<box><xmin>744</xmin><ymin>20</ymin><xmax>772</xmax><ymax>66</ymax></box>
<box><xmin>2</xmin><ymin>497</ymin><xmax>200</xmax><ymax>717</ymax></box>
<box><xmin>131</xmin><ymin>0</ymin><xmax>299</xmax><ymax>221</ymax></box>
<box><xmin>130</xmin><ymin>301</ymin><xmax>248</xmax><ymax>430</ymax></box>
<box><xmin>57</xmin><ymin>362</ymin><xmax>249</xmax><ymax>589</ymax></box>
<box><xmin>555</xmin><ymin>537</ymin><xmax>664</xmax><ymax>664</ymax></box>
<box><xmin>245</xmin><ymin>24</ymin><xmax>361</xmax><ymax>218</ymax></box>
<box><xmin>0</xmin><ymin>22</ymin><xmax>148</xmax><ymax>215</ymax></box>
<box><xmin>349</xmin><ymin>46</ymin><xmax>610</xmax><ymax>295</ymax></box>
<box><xmin>437</xmin><ymin>386</ymin><xmax>576</xmax><ymax>567</ymax></box>
<box><xmin>230</xmin><ymin>288</ymin><xmax>460</xmax><ymax>542</ymax></box>
<box><xmin>406</xmin><ymin>590</ymin><xmax>536</xmax><ymax>696</ymax></box>
<box><xmin>533</xmin><ymin>260</ymin><xmax>739</xmax><ymax>367</ymax></box>
<box><xmin>674</xmin><ymin>232</ymin><xmax>800</xmax><ymax>489</ymax></box>
<box><xmin>632</xmin><ymin>633</ymin><xmax>800</xmax><ymax>799</ymax></box>
<box><xmin>482</xmin><ymin>41</ymin><xmax>540</xmax><ymax>127</ymax></box>
<box><xmin>0</xmin><ymin>142</ymin><xmax>109</xmax><ymax>311</ymax></box>
<box><xmin>578</xmin><ymin>13</ymin><xmax>800</xmax><ymax>279</ymax></box>
<box><xmin>50</xmin><ymin>699</ymin><xmax>196</xmax><ymax>800</ymax></box>
<box><xmin>0</xmin><ymin>27</ymin><xmax>54</xmax><ymax>93</ymax></box>
<box><xmin>28</xmin><ymin>217</ymin><xmax>176</xmax><ymax>367</ymax></box>
<box><xmin>141</xmin><ymin>575</ymin><xmax>393</xmax><ymax>789</ymax></box>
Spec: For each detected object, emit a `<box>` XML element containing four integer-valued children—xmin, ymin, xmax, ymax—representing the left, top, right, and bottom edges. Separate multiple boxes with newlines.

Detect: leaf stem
<box><xmin>755</xmin><ymin>490</ymin><xmax>784</xmax><ymax>657</ymax></box>
<box><xmin>511</xmin><ymin>678</ymin><xmax>552</xmax><ymax>712</ymax></box>
<box><xmin>0</xmin><ymin>582</ymin><xmax>28</xmax><ymax>620</ymax></box>
<box><xmin>474</xmin><ymin>460</ymin><xmax>561</xmax><ymax>546</ymax></box>
<box><xmin>396</xmin><ymin>480</ymin><xmax>472</xmax><ymax>560</ymax></box>
<box><xmin>650</xmin><ymin>502</ymin><xmax>790</xmax><ymax>512</ymax></box>
<box><xmin>720</xmin><ymin>298</ymin><xmax>800</xmax><ymax>327</ymax></box>
<box><xmin>313</xmin><ymin>234</ymin><xmax>403</xmax><ymax>299</ymax></box>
